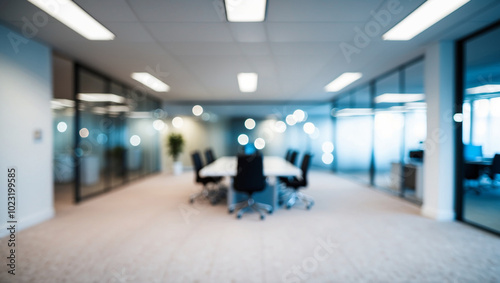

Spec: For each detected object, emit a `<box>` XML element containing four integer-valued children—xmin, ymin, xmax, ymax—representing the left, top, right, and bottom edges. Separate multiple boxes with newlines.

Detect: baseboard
<box><xmin>421</xmin><ymin>205</ymin><xmax>455</xmax><ymax>221</ymax></box>
<box><xmin>0</xmin><ymin>207</ymin><xmax>55</xmax><ymax>238</ymax></box>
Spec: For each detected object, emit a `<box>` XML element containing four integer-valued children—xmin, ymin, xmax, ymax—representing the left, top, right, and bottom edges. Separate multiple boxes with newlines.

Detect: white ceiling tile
<box><xmin>274</xmin><ymin>54</ymin><xmax>330</xmax><ymax>93</ymax></box>
<box><xmin>163</xmin><ymin>42</ymin><xmax>242</xmax><ymax>56</ymax></box>
<box><xmin>228</xmin><ymin>23</ymin><xmax>267</xmax><ymax>42</ymax></box>
<box><xmin>238</xmin><ymin>43</ymin><xmax>272</xmax><ymax>56</ymax></box>
<box><xmin>106</xmin><ymin>22</ymin><xmax>155</xmax><ymax>42</ymax></box>
<box><xmin>74</xmin><ymin>0</ymin><xmax>138</xmax><ymax>22</ymax></box>
<box><xmin>469</xmin><ymin>1</ymin><xmax>500</xmax><ymax>22</ymax></box>
<box><xmin>270</xmin><ymin>42</ymin><xmax>339</xmax><ymax>56</ymax></box>
<box><xmin>144</xmin><ymin>22</ymin><xmax>234</xmax><ymax>42</ymax></box>
<box><xmin>0</xmin><ymin>0</ymin><xmax>56</xmax><ymax>22</ymax></box>
<box><xmin>176</xmin><ymin>55</ymin><xmax>250</xmax><ymax>95</ymax></box>
<box><xmin>267</xmin><ymin>0</ymin><xmax>385</xmax><ymax>22</ymax></box>
<box><xmin>7</xmin><ymin>20</ymin><xmax>92</xmax><ymax>42</ymax></box>
<box><xmin>246</xmin><ymin>56</ymin><xmax>278</xmax><ymax>77</ymax></box>
<box><xmin>266</xmin><ymin>23</ymin><xmax>360</xmax><ymax>42</ymax></box>
<box><xmin>127</xmin><ymin>0</ymin><xmax>224</xmax><ymax>22</ymax></box>
<box><xmin>177</xmin><ymin>55</ymin><xmax>251</xmax><ymax>72</ymax></box>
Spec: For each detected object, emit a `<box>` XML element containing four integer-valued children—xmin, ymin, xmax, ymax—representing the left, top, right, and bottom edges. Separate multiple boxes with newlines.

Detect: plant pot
<box><xmin>173</xmin><ymin>161</ymin><xmax>183</xmax><ymax>175</ymax></box>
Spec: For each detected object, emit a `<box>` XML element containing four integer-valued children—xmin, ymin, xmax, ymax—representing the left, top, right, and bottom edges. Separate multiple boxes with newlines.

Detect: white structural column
<box><xmin>422</xmin><ymin>41</ymin><xmax>456</xmax><ymax>221</ymax></box>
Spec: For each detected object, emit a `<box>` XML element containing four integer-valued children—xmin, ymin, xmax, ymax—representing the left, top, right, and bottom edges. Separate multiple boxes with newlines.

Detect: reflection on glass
<box><xmin>461</xmin><ymin>24</ymin><xmax>500</xmax><ymax>233</ymax></box>
<box><xmin>401</xmin><ymin>61</ymin><xmax>425</xmax><ymax>202</ymax></box>
<box><xmin>374</xmin><ymin>72</ymin><xmax>403</xmax><ymax>191</ymax></box>
<box><xmin>374</xmin><ymin>111</ymin><xmax>404</xmax><ymax>190</ymax></box>
<box><xmin>78</xmin><ymin>69</ymin><xmax>109</xmax><ymax>198</ymax></box>
<box><xmin>53</xmin><ymin>102</ymin><xmax>75</xmax><ymax>199</ymax></box>
<box><xmin>332</xmin><ymin>60</ymin><xmax>426</xmax><ymax>202</ymax></box>
<box><xmin>463</xmin><ymin>102</ymin><xmax>471</xmax><ymax>144</ymax></box>
<box><xmin>108</xmin><ymin>82</ymin><xmax>126</xmax><ymax>188</ymax></box>
<box><xmin>75</xmin><ymin>68</ymin><xmax>162</xmax><ymax>200</ymax></box>
<box><xmin>335</xmin><ymin>87</ymin><xmax>373</xmax><ymax>184</ymax></box>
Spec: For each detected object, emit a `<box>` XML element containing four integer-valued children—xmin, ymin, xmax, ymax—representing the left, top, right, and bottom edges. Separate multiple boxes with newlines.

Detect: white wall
<box><xmin>0</xmin><ymin>25</ymin><xmax>54</xmax><ymax>237</ymax></box>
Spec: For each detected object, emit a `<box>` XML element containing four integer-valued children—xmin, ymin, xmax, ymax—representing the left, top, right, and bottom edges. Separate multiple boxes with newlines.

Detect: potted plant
<box><xmin>167</xmin><ymin>133</ymin><xmax>185</xmax><ymax>175</ymax></box>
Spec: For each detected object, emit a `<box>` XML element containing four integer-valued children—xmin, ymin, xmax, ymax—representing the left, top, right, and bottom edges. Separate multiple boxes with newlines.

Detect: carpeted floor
<box><xmin>1</xmin><ymin>171</ymin><xmax>500</xmax><ymax>283</ymax></box>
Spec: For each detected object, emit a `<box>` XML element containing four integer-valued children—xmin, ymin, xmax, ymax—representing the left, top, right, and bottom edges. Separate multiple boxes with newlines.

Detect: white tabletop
<box><xmin>199</xmin><ymin>156</ymin><xmax>301</xmax><ymax>177</ymax></box>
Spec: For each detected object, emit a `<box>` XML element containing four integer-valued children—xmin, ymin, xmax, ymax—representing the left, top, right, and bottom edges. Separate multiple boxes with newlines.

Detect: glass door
<box><xmin>459</xmin><ymin>23</ymin><xmax>500</xmax><ymax>234</ymax></box>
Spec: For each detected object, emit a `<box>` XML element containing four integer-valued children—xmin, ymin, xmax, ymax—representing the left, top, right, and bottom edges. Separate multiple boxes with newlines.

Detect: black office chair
<box><xmin>284</xmin><ymin>149</ymin><xmax>293</xmax><ymax>162</ymax></box>
<box><xmin>278</xmin><ymin>150</ymin><xmax>299</xmax><ymax>200</ymax></box>
<box><xmin>289</xmin><ymin>150</ymin><xmax>298</xmax><ymax>165</ymax></box>
<box><xmin>489</xmin><ymin>154</ymin><xmax>500</xmax><ymax>187</ymax></box>
<box><xmin>229</xmin><ymin>154</ymin><xmax>273</xmax><ymax>220</ymax></box>
<box><xmin>464</xmin><ymin>163</ymin><xmax>482</xmax><ymax>194</ymax></box>
<box><xmin>205</xmin><ymin>148</ymin><xmax>216</xmax><ymax>165</ymax></box>
<box><xmin>279</xmin><ymin>150</ymin><xmax>298</xmax><ymax>182</ymax></box>
<box><xmin>281</xmin><ymin>153</ymin><xmax>314</xmax><ymax>210</ymax></box>
<box><xmin>190</xmin><ymin>151</ymin><xmax>223</xmax><ymax>204</ymax></box>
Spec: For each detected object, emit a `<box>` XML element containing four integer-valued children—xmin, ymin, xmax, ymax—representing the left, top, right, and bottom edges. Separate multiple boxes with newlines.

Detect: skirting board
<box><xmin>0</xmin><ymin>208</ymin><xmax>55</xmax><ymax>238</ymax></box>
<box><xmin>422</xmin><ymin>205</ymin><xmax>455</xmax><ymax>221</ymax></box>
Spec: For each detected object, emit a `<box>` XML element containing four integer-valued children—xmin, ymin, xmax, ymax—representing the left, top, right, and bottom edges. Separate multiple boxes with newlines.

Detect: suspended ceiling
<box><xmin>1</xmin><ymin>0</ymin><xmax>500</xmax><ymax>103</ymax></box>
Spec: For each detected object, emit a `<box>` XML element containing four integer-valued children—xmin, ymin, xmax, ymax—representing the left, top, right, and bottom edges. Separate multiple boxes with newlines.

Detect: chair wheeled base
<box><xmin>280</xmin><ymin>189</ymin><xmax>314</xmax><ymax>210</ymax></box>
<box><xmin>228</xmin><ymin>197</ymin><xmax>273</xmax><ymax>220</ymax></box>
<box><xmin>190</xmin><ymin>184</ymin><xmax>226</xmax><ymax>205</ymax></box>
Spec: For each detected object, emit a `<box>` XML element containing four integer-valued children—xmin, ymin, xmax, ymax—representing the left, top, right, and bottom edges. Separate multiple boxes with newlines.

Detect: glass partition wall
<box><xmin>332</xmin><ymin>58</ymin><xmax>426</xmax><ymax>204</ymax></box>
<box><xmin>52</xmin><ymin>99</ymin><xmax>76</xmax><ymax>204</ymax></box>
<box><xmin>77</xmin><ymin>69</ymin><xmax>111</xmax><ymax>198</ymax></box>
<box><xmin>374</xmin><ymin>72</ymin><xmax>404</xmax><ymax>191</ymax></box>
<box><xmin>457</xmin><ymin>22</ymin><xmax>500</xmax><ymax>234</ymax></box>
<box><xmin>333</xmin><ymin>87</ymin><xmax>373</xmax><ymax>184</ymax></box>
<box><xmin>72</xmin><ymin>65</ymin><xmax>162</xmax><ymax>202</ymax></box>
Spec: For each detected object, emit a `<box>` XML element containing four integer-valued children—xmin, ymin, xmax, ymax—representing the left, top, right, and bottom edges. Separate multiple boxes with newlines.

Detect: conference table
<box><xmin>199</xmin><ymin>156</ymin><xmax>302</xmax><ymax>209</ymax></box>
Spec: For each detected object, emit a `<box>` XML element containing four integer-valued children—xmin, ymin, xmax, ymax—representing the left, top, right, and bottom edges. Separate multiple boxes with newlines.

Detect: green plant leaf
<box><xmin>166</xmin><ymin>133</ymin><xmax>185</xmax><ymax>161</ymax></box>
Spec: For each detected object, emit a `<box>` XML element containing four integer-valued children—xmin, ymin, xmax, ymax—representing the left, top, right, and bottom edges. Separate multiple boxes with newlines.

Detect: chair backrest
<box><xmin>464</xmin><ymin>144</ymin><xmax>482</xmax><ymax>161</ymax></box>
<box><xmin>244</xmin><ymin>143</ymin><xmax>257</xmax><ymax>155</ymax></box>
<box><xmin>233</xmin><ymin>154</ymin><xmax>266</xmax><ymax>193</ymax></box>
<box><xmin>205</xmin><ymin>149</ymin><xmax>215</xmax><ymax>164</ymax></box>
<box><xmin>491</xmin><ymin>154</ymin><xmax>500</xmax><ymax>177</ymax></box>
<box><xmin>285</xmin><ymin>149</ymin><xmax>293</xmax><ymax>162</ymax></box>
<box><xmin>289</xmin><ymin>150</ymin><xmax>298</xmax><ymax>165</ymax></box>
<box><xmin>191</xmin><ymin>151</ymin><xmax>204</xmax><ymax>182</ymax></box>
<box><xmin>464</xmin><ymin>163</ymin><xmax>480</xmax><ymax>180</ymax></box>
<box><xmin>300</xmin><ymin>153</ymin><xmax>313</xmax><ymax>186</ymax></box>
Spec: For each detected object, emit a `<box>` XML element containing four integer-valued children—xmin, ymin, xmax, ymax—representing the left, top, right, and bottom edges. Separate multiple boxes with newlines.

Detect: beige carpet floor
<box><xmin>1</xmin><ymin>171</ymin><xmax>500</xmax><ymax>283</ymax></box>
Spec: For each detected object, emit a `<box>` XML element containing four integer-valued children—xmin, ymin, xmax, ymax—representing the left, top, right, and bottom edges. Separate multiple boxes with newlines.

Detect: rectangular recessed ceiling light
<box><xmin>237</xmin><ymin>73</ymin><xmax>258</xmax><ymax>93</ymax></box>
<box><xmin>27</xmin><ymin>0</ymin><xmax>115</xmax><ymax>40</ymax></box>
<box><xmin>225</xmin><ymin>0</ymin><xmax>267</xmax><ymax>22</ymax></box>
<box><xmin>324</xmin><ymin>72</ymin><xmax>362</xmax><ymax>92</ymax></box>
<box><xmin>128</xmin><ymin>112</ymin><xmax>153</xmax><ymax>119</ymax></box>
<box><xmin>383</xmin><ymin>0</ymin><xmax>470</xmax><ymax>41</ymax></box>
<box><xmin>466</xmin><ymin>84</ymin><xmax>500</xmax><ymax>95</ymax></box>
<box><xmin>375</xmin><ymin>93</ymin><xmax>425</xmax><ymax>103</ymax></box>
<box><xmin>107</xmin><ymin>105</ymin><xmax>130</xmax><ymax>112</ymax></box>
<box><xmin>131</xmin><ymin>73</ymin><xmax>170</xmax><ymax>92</ymax></box>
<box><xmin>78</xmin><ymin>93</ymin><xmax>125</xmax><ymax>103</ymax></box>
<box><xmin>51</xmin><ymin>99</ymin><xmax>75</xmax><ymax>109</ymax></box>
<box><xmin>334</xmin><ymin>108</ymin><xmax>373</xmax><ymax>117</ymax></box>
<box><xmin>91</xmin><ymin>106</ymin><xmax>108</xmax><ymax>115</ymax></box>
<box><xmin>405</xmin><ymin>102</ymin><xmax>427</xmax><ymax>109</ymax></box>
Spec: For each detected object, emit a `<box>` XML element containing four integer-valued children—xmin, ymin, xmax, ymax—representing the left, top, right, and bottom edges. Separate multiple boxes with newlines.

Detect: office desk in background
<box><xmin>200</xmin><ymin>156</ymin><xmax>301</xmax><ymax>209</ymax></box>
<box><xmin>391</xmin><ymin>162</ymin><xmax>423</xmax><ymax>199</ymax></box>
<box><xmin>465</xmin><ymin>158</ymin><xmax>493</xmax><ymax>180</ymax></box>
